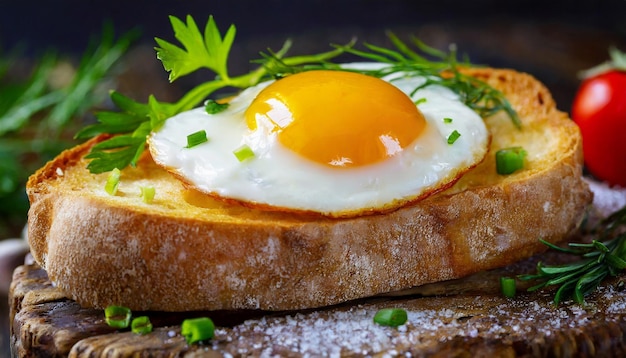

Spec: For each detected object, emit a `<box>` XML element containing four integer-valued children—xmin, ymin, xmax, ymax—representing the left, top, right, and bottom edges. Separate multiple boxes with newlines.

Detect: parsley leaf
<box><xmin>85</xmin><ymin>135</ymin><xmax>146</xmax><ymax>173</ymax></box>
<box><xmin>81</xmin><ymin>15</ymin><xmax>348</xmax><ymax>173</ymax></box>
<box><xmin>155</xmin><ymin>15</ymin><xmax>235</xmax><ymax>82</ymax></box>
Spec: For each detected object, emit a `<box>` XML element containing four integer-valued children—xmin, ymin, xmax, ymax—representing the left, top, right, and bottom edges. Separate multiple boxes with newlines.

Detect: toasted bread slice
<box><xmin>26</xmin><ymin>68</ymin><xmax>592</xmax><ymax>311</ymax></box>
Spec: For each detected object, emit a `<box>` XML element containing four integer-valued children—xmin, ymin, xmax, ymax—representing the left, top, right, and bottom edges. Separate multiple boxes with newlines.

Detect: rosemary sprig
<box><xmin>519</xmin><ymin>205</ymin><xmax>626</xmax><ymax>305</ymax></box>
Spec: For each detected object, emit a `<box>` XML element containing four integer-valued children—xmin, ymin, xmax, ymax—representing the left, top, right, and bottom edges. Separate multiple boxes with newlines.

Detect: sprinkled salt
<box><xmin>130</xmin><ymin>179</ymin><xmax>626</xmax><ymax>355</ymax></box>
<box><xmin>586</xmin><ymin>178</ymin><xmax>626</xmax><ymax>218</ymax></box>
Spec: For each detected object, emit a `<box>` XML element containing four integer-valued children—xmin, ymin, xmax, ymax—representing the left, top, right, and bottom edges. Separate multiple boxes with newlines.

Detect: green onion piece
<box><xmin>186</xmin><ymin>130</ymin><xmax>208</xmax><ymax>148</ymax></box>
<box><xmin>233</xmin><ymin>144</ymin><xmax>255</xmax><ymax>162</ymax></box>
<box><xmin>500</xmin><ymin>277</ymin><xmax>517</xmax><ymax>298</ymax></box>
<box><xmin>443</xmin><ymin>117</ymin><xmax>453</xmax><ymax>123</ymax></box>
<box><xmin>496</xmin><ymin>147</ymin><xmax>527</xmax><ymax>175</ymax></box>
<box><xmin>373</xmin><ymin>308</ymin><xmax>408</xmax><ymax>327</ymax></box>
<box><xmin>181</xmin><ymin>317</ymin><xmax>215</xmax><ymax>344</ymax></box>
<box><xmin>140</xmin><ymin>186</ymin><xmax>155</xmax><ymax>203</ymax></box>
<box><xmin>414</xmin><ymin>97</ymin><xmax>427</xmax><ymax>105</ymax></box>
<box><xmin>447</xmin><ymin>130</ymin><xmax>461</xmax><ymax>144</ymax></box>
<box><xmin>131</xmin><ymin>316</ymin><xmax>153</xmax><ymax>335</ymax></box>
<box><xmin>104</xmin><ymin>305</ymin><xmax>131</xmax><ymax>329</ymax></box>
<box><xmin>205</xmin><ymin>99</ymin><xmax>229</xmax><ymax>114</ymax></box>
<box><xmin>104</xmin><ymin>168</ymin><xmax>121</xmax><ymax>195</ymax></box>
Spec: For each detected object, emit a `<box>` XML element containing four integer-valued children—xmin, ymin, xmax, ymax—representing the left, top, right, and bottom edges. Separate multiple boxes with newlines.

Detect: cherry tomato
<box><xmin>571</xmin><ymin>70</ymin><xmax>626</xmax><ymax>187</ymax></box>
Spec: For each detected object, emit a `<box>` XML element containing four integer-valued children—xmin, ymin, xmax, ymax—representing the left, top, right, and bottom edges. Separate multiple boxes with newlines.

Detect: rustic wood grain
<box><xmin>10</xmin><ymin>256</ymin><xmax>626</xmax><ymax>357</ymax></box>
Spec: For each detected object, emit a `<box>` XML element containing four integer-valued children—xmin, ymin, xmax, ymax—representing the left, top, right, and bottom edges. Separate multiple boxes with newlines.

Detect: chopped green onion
<box><xmin>373</xmin><ymin>308</ymin><xmax>408</xmax><ymax>327</ymax></box>
<box><xmin>104</xmin><ymin>168</ymin><xmax>121</xmax><ymax>195</ymax></box>
<box><xmin>414</xmin><ymin>97</ymin><xmax>427</xmax><ymax>105</ymax></box>
<box><xmin>140</xmin><ymin>186</ymin><xmax>155</xmax><ymax>203</ymax></box>
<box><xmin>233</xmin><ymin>144</ymin><xmax>255</xmax><ymax>162</ymax></box>
<box><xmin>131</xmin><ymin>316</ymin><xmax>153</xmax><ymax>335</ymax></box>
<box><xmin>186</xmin><ymin>130</ymin><xmax>208</xmax><ymax>148</ymax></box>
<box><xmin>443</xmin><ymin>117</ymin><xmax>453</xmax><ymax>123</ymax></box>
<box><xmin>205</xmin><ymin>99</ymin><xmax>229</xmax><ymax>114</ymax></box>
<box><xmin>496</xmin><ymin>147</ymin><xmax>527</xmax><ymax>175</ymax></box>
<box><xmin>447</xmin><ymin>130</ymin><xmax>461</xmax><ymax>144</ymax></box>
<box><xmin>500</xmin><ymin>277</ymin><xmax>517</xmax><ymax>298</ymax></box>
<box><xmin>181</xmin><ymin>317</ymin><xmax>215</xmax><ymax>344</ymax></box>
<box><xmin>104</xmin><ymin>305</ymin><xmax>131</xmax><ymax>329</ymax></box>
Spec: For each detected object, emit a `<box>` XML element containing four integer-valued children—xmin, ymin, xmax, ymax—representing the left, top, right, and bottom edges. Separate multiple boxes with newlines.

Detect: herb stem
<box><xmin>519</xmin><ymin>205</ymin><xmax>626</xmax><ymax>305</ymax></box>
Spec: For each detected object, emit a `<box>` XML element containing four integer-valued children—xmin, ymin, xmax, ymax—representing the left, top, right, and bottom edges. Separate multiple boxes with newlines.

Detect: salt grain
<box><xmin>586</xmin><ymin>178</ymin><xmax>626</xmax><ymax>218</ymax></box>
<box><xmin>202</xmin><ymin>179</ymin><xmax>626</xmax><ymax>356</ymax></box>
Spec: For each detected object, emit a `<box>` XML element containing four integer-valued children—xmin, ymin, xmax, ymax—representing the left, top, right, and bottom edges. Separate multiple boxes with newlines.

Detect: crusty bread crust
<box><xmin>26</xmin><ymin>68</ymin><xmax>592</xmax><ymax>311</ymax></box>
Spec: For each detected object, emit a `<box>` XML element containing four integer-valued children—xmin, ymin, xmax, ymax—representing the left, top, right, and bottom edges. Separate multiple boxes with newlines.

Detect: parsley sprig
<box><xmin>77</xmin><ymin>15</ymin><xmax>346</xmax><ymax>173</ymax></box>
<box><xmin>78</xmin><ymin>15</ymin><xmax>520</xmax><ymax>174</ymax></box>
<box><xmin>519</xmin><ymin>205</ymin><xmax>626</xmax><ymax>305</ymax></box>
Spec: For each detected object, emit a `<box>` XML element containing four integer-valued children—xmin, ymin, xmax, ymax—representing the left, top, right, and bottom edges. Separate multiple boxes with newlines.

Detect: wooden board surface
<box><xmin>9</xmin><ymin>176</ymin><xmax>626</xmax><ymax>356</ymax></box>
<box><xmin>9</xmin><ymin>255</ymin><xmax>626</xmax><ymax>357</ymax></box>
<box><xmin>8</xmin><ymin>170</ymin><xmax>626</xmax><ymax>357</ymax></box>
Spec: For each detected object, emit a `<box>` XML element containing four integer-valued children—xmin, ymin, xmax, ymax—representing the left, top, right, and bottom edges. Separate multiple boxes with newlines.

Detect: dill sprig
<box><xmin>259</xmin><ymin>32</ymin><xmax>520</xmax><ymax>128</ymax></box>
<box><xmin>519</xmin><ymin>205</ymin><xmax>626</xmax><ymax>305</ymax></box>
<box><xmin>78</xmin><ymin>14</ymin><xmax>521</xmax><ymax>174</ymax></box>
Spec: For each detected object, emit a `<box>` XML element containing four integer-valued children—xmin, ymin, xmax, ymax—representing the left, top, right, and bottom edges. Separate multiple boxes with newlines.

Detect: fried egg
<box><xmin>148</xmin><ymin>64</ymin><xmax>489</xmax><ymax>217</ymax></box>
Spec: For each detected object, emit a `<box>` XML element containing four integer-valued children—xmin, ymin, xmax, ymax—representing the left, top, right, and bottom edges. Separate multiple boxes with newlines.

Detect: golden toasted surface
<box><xmin>26</xmin><ymin>68</ymin><xmax>592</xmax><ymax>311</ymax></box>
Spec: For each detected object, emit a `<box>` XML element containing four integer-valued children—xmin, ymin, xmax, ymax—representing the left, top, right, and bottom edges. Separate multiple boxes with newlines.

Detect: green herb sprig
<box><xmin>78</xmin><ymin>15</ymin><xmax>520</xmax><ymax>174</ymax></box>
<box><xmin>263</xmin><ymin>33</ymin><xmax>520</xmax><ymax>128</ymax></box>
<box><xmin>519</xmin><ymin>205</ymin><xmax>626</xmax><ymax>305</ymax></box>
<box><xmin>77</xmin><ymin>15</ymin><xmax>347</xmax><ymax>174</ymax></box>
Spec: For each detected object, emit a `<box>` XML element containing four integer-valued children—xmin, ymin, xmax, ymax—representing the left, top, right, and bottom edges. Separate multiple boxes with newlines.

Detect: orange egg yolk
<box><xmin>244</xmin><ymin>70</ymin><xmax>426</xmax><ymax>167</ymax></box>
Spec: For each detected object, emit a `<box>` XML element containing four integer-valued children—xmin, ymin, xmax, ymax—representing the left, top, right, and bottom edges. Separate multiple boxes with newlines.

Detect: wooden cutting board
<box><xmin>10</xmin><ymin>180</ymin><xmax>626</xmax><ymax>357</ymax></box>
<box><xmin>10</xmin><ymin>253</ymin><xmax>626</xmax><ymax>357</ymax></box>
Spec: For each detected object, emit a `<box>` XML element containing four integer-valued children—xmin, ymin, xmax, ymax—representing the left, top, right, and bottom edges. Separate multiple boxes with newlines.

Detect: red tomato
<box><xmin>571</xmin><ymin>70</ymin><xmax>626</xmax><ymax>187</ymax></box>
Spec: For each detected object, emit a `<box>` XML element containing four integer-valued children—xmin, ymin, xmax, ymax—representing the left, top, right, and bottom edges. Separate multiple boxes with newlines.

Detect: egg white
<box><xmin>148</xmin><ymin>65</ymin><xmax>489</xmax><ymax>216</ymax></box>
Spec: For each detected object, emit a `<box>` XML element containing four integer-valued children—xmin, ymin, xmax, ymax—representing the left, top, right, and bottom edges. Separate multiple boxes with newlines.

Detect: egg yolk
<box><xmin>244</xmin><ymin>70</ymin><xmax>426</xmax><ymax>167</ymax></box>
